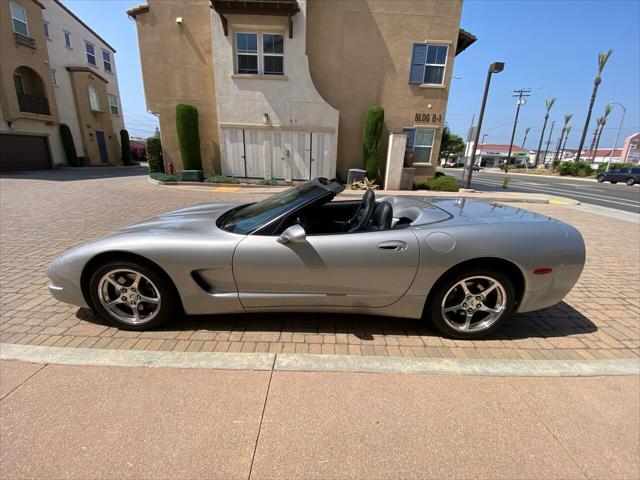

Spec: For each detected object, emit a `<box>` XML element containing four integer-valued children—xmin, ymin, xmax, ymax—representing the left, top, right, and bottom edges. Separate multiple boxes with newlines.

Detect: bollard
<box><xmin>502</xmin><ymin>176</ymin><xmax>509</xmax><ymax>189</ymax></box>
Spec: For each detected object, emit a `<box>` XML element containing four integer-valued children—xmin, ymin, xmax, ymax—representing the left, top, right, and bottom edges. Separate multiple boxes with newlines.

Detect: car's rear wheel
<box><xmin>626</xmin><ymin>177</ymin><xmax>635</xmax><ymax>186</ymax></box>
<box><xmin>426</xmin><ymin>269</ymin><xmax>516</xmax><ymax>339</ymax></box>
<box><xmin>597</xmin><ymin>175</ymin><xmax>605</xmax><ymax>183</ymax></box>
<box><xmin>89</xmin><ymin>260</ymin><xmax>177</xmax><ymax>330</ymax></box>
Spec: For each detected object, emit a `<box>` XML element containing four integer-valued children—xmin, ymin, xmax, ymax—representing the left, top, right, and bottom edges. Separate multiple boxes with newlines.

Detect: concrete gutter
<box><xmin>2</xmin><ymin>344</ymin><xmax>638</xmax><ymax>377</ymax></box>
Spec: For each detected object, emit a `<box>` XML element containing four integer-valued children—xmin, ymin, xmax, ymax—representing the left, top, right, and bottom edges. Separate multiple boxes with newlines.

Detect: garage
<box><xmin>0</xmin><ymin>134</ymin><xmax>52</xmax><ymax>172</ymax></box>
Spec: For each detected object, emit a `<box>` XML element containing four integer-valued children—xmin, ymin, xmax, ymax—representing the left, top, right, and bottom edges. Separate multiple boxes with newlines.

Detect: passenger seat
<box><xmin>369</xmin><ymin>201</ymin><xmax>392</xmax><ymax>230</ymax></box>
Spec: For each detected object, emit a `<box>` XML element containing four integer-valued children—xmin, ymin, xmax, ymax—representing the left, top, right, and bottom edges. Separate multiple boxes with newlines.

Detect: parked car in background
<box><xmin>597</xmin><ymin>167</ymin><xmax>640</xmax><ymax>186</ymax></box>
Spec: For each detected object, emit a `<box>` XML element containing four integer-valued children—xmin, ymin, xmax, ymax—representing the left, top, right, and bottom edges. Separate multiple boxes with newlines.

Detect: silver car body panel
<box><xmin>47</xmin><ymin>195</ymin><xmax>585</xmax><ymax>320</ymax></box>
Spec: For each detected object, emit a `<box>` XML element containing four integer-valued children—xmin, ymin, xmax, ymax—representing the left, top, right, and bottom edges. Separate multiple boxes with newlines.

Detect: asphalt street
<box><xmin>441</xmin><ymin>168</ymin><xmax>640</xmax><ymax>214</ymax></box>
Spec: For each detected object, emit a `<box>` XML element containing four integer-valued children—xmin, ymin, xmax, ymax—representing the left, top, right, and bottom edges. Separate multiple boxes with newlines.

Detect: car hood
<box><xmin>113</xmin><ymin>202</ymin><xmax>242</xmax><ymax>236</ymax></box>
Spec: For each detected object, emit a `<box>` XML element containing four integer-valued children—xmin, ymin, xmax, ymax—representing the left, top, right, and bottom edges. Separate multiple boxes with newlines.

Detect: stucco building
<box><xmin>0</xmin><ymin>0</ymin><xmax>125</xmax><ymax>171</ymax></box>
<box><xmin>128</xmin><ymin>0</ymin><xmax>474</xmax><ymax>183</ymax></box>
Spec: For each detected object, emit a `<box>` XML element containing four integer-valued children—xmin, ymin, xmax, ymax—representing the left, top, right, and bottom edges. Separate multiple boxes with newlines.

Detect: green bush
<box><xmin>176</xmin><ymin>104</ymin><xmax>202</xmax><ymax>171</ymax></box>
<box><xmin>259</xmin><ymin>178</ymin><xmax>280</xmax><ymax>186</ymax></box>
<box><xmin>597</xmin><ymin>162</ymin><xmax>628</xmax><ymax>173</ymax></box>
<box><xmin>206</xmin><ymin>175</ymin><xmax>240</xmax><ymax>184</ymax></box>
<box><xmin>434</xmin><ymin>171</ymin><xmax>445</xmax><ymax>178</ymax></box>
<box><xmin>146</xmin><ymin>136</ymin><xmax>164</xmax><ymax>173</ymax></box>
<box><xmin>120</xmin><ymin>129</ymin><xmax>132</xmax><ymax>165</ymax></box>
<box><xmin>363</xmin><ymin>106</ymin><xmax>384</xmax><ymax>180</ymax></box>
<box><xmin>150</xmin><ymin>172</ymin><xmax>178</xmax><ymax>182</ymax></box>
<box><xmin>415</xmin><ymin>175</ymin><xmax>460</xmax><ymax>192</ymax></box>
<box><xmin>557</xmin><ymin>161</ymin><xmax>594</xmax><ymax>177</ymax></box>
<box><xmin>59</xmin><ymin>124</ymin><xmax>79</xmax><ymax>166</ymax></box>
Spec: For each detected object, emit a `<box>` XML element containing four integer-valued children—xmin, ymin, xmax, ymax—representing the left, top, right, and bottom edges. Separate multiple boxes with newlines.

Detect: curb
<box><xmin>2</xmin><ymin>343</ymin><xmax>638</xmax><ymax>377</ymax></box>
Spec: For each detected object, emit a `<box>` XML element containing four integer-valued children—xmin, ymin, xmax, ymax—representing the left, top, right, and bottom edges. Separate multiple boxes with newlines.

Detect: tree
<box><xmin>59</xmin><ymin>123</ymin><xmax>79</xmax><ymax>167</ymax></box>
<box><xmin>534</xmin><ymin>97</ymin><xmax>556</xmax><ymax>166</ymax></box>
<box><xmin>590</xmin><ymin>103</ymin><xmax>613</xmax><ymax>162</ymax></box>
<box><xmin>120</xmin><ymin>129</ymin><xmax>132</xmax><ymax>165</ymax></box>
<box><xmin>362</xmin><ymin>106</ymin><xmax>384</xmax><ymax>180</ymax></box>
<box><xmin>553</xmin><ymin>114</ymin><xmax>573</xmax><ymax>163</ymax></box>
<box><xmin>575</xmin><ymin>49</ymin><xmax>613</xmax><ymax>161</ymax></box>
<box><xmin>146</xmin><ymin>136</ymin><xmax>164</xmax><ymax>173</ymax></box>
<box><xmin>438</xmin><ymin>125</ymin><xmax>465</xmax><ymax>161</ymax></box>
<box><xmin>521</xmin><ymin>127</ymin><xmax>531</xmax><ymax>150</ymax></box>
<box><xmin>176</xmin><ymin>104</ymin><xmax>202</xmax><ymax>171</ymax></box>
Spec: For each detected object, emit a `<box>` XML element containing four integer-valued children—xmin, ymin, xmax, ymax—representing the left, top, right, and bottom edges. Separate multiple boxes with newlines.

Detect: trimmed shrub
<box><xmin>414</xmin><ymin>175</ymin><xmax>460</xmax><ymax>192</ymax></box>
<box><xmin>557</xmin><ymin>161</ymin><xmax>594</xmax><ymax>177</ymax></box>
<box><xmin>206</xmin><ymin>175</ymin><xmax>240</xmax><ymax>184</ymax></box>
<box><xmin>150</xmin><ymin>172</ymin><xmax>179</xmax><ymax>182</ymax></box>
<box><xmin>120</xmin><ymin>129</ymin><xmax>132</xmax><ymax>165</ymax></box>
<box><xmin>176</xmin><ymin>104</ymin><xmax>202</xmax><ymax>171</ymax></box>
<box><xmin>363</xmin><ymin>106</ymin><xmax>384</xmax><ymax>180</ymax></box>
<box><xmin>434</xmin><ymin>171</ymin><xmax>445</xmax><ymax>178</ymax></box>
<box><xmin>146</xmin><ymin>136</ymin><xmax>164</xmax><ymax>173</ymax></box>
<box><xmin>597</xmin><ymin>162</ymin><xmax>628</xmax><ymax>173</ymax></box>
<box><xmin>59</xmin><ymin>123</ymin><xmax>79</xmax><ymax>166</ymax></box>
<box><xmin>259</xmin><ymin>178</ymin><xmax>280</xmax><ymax>186</ymax></box>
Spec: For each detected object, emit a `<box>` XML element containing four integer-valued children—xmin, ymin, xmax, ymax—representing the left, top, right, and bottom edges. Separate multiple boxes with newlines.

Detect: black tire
<box><xmin>626</xmin><ymin>177</ymin><xmax>635</xmax><ymax>186</ymax></box>
<box><xmin>426</xmin><ymin>268</ymin><xmax>516</xmax><ymax>340</ymax></box>
<box><xmin>597</xmin><ymin>175</ymin><xmax>605</xmax><ymax>183</ymax></box>
<box><xmin>88</xmin><ymin>260</ymin><xmax>177</xmax><ymax>330</ymax></box>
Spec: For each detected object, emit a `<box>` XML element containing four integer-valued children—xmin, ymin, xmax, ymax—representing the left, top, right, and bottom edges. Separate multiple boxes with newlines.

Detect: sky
<box><xmin>62</xmin><ymin>0</ymin><xmax>640</xmax><ymax>148</ymax></box>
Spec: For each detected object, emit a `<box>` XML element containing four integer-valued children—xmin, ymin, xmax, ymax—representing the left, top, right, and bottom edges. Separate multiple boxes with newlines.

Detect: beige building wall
<box><xmin>306</xmin><ymin>0</ymin><xmax>463</xmax><ymax>181</ymax></box>
<box><xmin>129</xmin><ymin>0</ymin><xmax>220</xmax><ymax>175</ymax></box>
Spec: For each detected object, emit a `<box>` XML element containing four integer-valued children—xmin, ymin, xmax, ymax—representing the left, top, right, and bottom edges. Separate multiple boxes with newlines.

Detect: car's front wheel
<box><xmin>426</xmin><ymin>269</ymin><xmax>516</xmax><ymax>339</ymax></box>
<box><xmin>89</xmin><ymin>260</ymin><xmax>177</xmax><ymax>330</ymax></box>
<box><xmin>626</xmin><ymin>178</ymin><xmax>635</xmax><ymax>186</ymax></box>
<box><xmin>597</xmin><ymin>175</ymin><xmax>605</xmax><ymax>183</ymax></box>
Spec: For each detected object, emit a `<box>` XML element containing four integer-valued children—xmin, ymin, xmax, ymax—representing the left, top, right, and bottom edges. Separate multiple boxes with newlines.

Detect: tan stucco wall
<box><xmin>67</xmin><ymin>70</ymin><xmax>120</xmax><ymax>165</ymax></box>
<box><xmin>306</xmin><ymin>0</ymin><xmax>463</xmax><ymax>181</ymax></box>
<box><xmin>131</xmin><ymin>0</ymin><xmax>220</xmax><ymax>175</ymax></box>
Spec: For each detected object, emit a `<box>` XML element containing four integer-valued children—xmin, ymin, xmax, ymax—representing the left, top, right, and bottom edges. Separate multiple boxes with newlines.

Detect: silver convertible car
<box><xmin>48</xmin><ymin>178</ymin><xmax>585</xmax><ymax>339</ymax></box>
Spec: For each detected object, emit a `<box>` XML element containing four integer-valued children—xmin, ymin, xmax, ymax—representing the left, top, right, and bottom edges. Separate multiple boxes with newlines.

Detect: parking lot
<box><xmin>1</xmin><ymin>168</ymin><xmax>638</xmax><ymax>360</ymax></box>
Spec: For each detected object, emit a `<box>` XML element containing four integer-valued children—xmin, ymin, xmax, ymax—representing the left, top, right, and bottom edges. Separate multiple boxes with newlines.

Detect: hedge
<box><xmin>206</xmin><ymin>175</ymin><xmax>240</xmax><ymax>184</ymax></box>
<box><xmin>597</xmin><ymin>162</ymin><xmax>628</xmax><ymax>173</ymax></box>
<box><xmin>556</xmin><ymin>161</ymin><xmax>594</xmax><ymax>177</ymax></box>
<box><xmin>60</xmin><ymin>124</ymin><xmax>79</xmax><ymax>167</ymax></box>
<box><xmin>363</xmin><ymin>106</ymin><xmax>384</xmax><ymax>180</ymax></box>
<box><xmin>176</xmin><ymin>104</ymin><xmax>202</xmax><ymax>171</ymax></box>
<box><xmin>146</xmin><ymin>136</ymin><xmax>164</xmax><ymax>173</ymax></box>
<box><xmin>150</xmin><ymin>172</ymin><xmax>178</xmax><ymax>182</ymax></box>
<box><xmin>415</xmin><ymin>175</ymin><xmax>460</xmax><ymax>192</ymax></box>
<box><xmin>120</xmin><ymin>129</ymin><xmax>132</xmax><ymax>165</ymax></box>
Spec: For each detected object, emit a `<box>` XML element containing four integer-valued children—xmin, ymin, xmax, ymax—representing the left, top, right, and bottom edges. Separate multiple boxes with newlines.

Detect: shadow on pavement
<box><xmin>76</xmin><ymin>301</ymin><xmax>597</xmax><ymax>342</ymax></box>
<box><xmin>0</xmin><ymin>166</ymin><xmax>148</xmax><ymax>181</ymax></box>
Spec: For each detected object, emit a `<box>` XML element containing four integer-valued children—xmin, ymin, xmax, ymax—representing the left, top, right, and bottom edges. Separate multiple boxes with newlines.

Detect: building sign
<box><xmin>414</xmin><ymin>113</ymin><xmax>442</xmax><ymax>124</ymax></box>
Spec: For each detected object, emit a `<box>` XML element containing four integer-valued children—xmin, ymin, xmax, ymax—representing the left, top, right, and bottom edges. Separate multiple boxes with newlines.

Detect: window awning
<box><xmin>456</xmin><ymin>29</ymin><xmax>477</xmax><ymax>55</ymax></box>
<box><xmin>211</xmin><ymin>0</ymin><xmax>300</xmax><ymax>38</ymax></box>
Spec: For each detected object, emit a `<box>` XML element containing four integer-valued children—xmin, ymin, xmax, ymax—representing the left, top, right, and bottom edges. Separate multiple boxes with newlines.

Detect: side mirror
<box><xmin>277</xmin><ymin>224</ymin><xmax>306</xmax><ymax>245</ymax></box>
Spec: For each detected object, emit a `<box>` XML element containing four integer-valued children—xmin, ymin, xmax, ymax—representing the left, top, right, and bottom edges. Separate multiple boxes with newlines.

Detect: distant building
<box><xmin>473</xmin><ymin>143</ymin><xmax>528</xmax><ymax>168</ymax></box>
<box><xmin>620</xmin><ymin>132</ymin><xmax>639</xmax><ymax>164</ymax></box>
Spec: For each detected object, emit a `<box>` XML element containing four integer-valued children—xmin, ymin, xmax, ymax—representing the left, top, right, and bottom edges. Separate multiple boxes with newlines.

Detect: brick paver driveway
<box><xmin>1</xmin><ymin>168</ymin><xmax>638</xmax><ymax>360</ymax></box>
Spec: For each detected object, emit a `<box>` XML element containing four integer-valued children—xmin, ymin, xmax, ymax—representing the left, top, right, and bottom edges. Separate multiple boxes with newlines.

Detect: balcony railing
<box><xmin>17</xmin><ymin>93</ymin><xmax>51</xmax><ymax>115</ymax></box>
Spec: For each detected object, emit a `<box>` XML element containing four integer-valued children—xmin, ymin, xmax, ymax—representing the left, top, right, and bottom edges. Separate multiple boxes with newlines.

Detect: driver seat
<box><xmin>369</xmin><ymin>201</ymin><xmax>392</xmax><ymax>231</ymax></box>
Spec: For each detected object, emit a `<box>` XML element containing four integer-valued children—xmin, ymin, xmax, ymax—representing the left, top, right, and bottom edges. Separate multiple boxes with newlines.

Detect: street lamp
<box><xmin>606</xmin><ymin>101</ymin><xmax>626</xmax><ymax>171</ymax></box>
<box><xmin>481</xmin><ymin>134</ymin><xmax>488</xmax><ymax>145</ymax></box>
<box><xmin>464</xmin><ymin>62</ymin><xmax>505</xmax><ymax>189</ymax></box>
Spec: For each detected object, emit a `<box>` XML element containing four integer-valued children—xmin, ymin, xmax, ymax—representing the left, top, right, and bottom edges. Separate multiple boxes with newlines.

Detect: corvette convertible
<box><xmin>48</xmin><ymin>177</ymin><xmax>585</xmax><ymax>339</ymax></box>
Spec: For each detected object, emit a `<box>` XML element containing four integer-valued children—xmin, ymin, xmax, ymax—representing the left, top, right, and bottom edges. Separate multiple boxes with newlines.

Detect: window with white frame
<box><xmin>236</xmin><ymin>33</ymin><xmax>258</xmax><ymax>74</ymax></box>
<box><xmin>102</xmin><ymin>50</ymin><xmax>112</xmax><ymax>73</ymax></box>
<box><xmin>413</xmin><ymin>128</ymin><xmax>436</xmax><ymax>164</ymax></box>
<box><xmin>108</xmin><ymin>94</ymin><xmax>118</xmax><ymax>115</ymax></box>
<box><xmin>235</xmin><ymin>32</ymin><xmax>284</xmax><ymax>76</ymax></box>
<box><xmin>64</xmin><ymin>30</ymin><xmax>71</xmax><ymax>48</ymax></box>
<box><xmin>43</xmin><ymin>21</ymin><xmax>49</xmax><ymax>39</ymax></box>
<box><xmin>85</xmin><ymin>41</ymin><xmax>96</xmax><ymax>65</ymax></box>
<box><xmin>408</xmin><ymin>43</ymin><xmax>448</xmax><ymax>85</ymax></box>
<box><xmin>88</xmin><ymin>84</ymin><xmax>100</xmax><ymax>111</ymax></box>
<box><xmin>10</xmin><ymin>3</ymin><xmax>29</xmax><ymax>36</ymax></box>
<box><xmin>51</xmin><ymin>68</ymin><xmax>58</xmax><ymax>87</ymax></box>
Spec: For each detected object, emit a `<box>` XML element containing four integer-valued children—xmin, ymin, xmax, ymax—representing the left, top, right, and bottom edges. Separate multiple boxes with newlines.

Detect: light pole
<box><xmin>606</xmin><ymin>101</ymin><xmax>626</xmax><ymax>171</ymax></box>
<box><xmin>464</xmin><ymin>62</ymin><xmax>505</xmax><ymax>189</ymax></box>
<box><xmin>481</xmin><ymin>133</ymin><xmax>488</xmax><ymax>145</ymax></box>
<box><xmin>505</xmin><ymin>89</ymin><xmax>530</xmax><ymax>176</ymax></box>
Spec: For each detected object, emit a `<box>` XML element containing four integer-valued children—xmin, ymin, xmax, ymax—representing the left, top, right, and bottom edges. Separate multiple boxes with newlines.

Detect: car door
<box><xmin>232</xmin><ymin>228</ymin><xmax>420</xmax><ymax>309</ymax></box>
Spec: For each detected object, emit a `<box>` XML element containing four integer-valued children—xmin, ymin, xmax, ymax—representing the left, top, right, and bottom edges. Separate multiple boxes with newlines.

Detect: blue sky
<box><xmin>64</xmin><ymin>0</ymin><xmax>639</xmax><ymax>148</ymax></box>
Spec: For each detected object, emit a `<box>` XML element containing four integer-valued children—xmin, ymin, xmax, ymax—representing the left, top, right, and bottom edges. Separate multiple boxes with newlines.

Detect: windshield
<box><xmin>218</xmin><ymin>180</ymin><xmax>333</xmax><ymax>234</ymax></box>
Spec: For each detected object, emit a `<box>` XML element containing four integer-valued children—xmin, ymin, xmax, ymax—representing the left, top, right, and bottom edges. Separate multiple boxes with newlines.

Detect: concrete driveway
<box><xmin>1</xmin><ymin>168</ymin><xmax>638</xmax><ymax>360</ymax></box>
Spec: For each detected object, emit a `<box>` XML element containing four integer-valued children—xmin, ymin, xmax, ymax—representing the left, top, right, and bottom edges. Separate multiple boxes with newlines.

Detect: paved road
<box><xmin>442</xmin><ymin>168</ymin><xmax>640</xmax><ymax>213</ymax></box>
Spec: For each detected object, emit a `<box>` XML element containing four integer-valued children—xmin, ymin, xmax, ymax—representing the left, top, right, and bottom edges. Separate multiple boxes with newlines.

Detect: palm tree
<box><xmin>554</xmin><ymin>114</ymin><xmax>573</xmax><ymax>163</ymax></box>
<box><xmin>534</xmin><ymin>97</ymin><xmax>556</xmax><ymax>166</ymax></box>
<box><xmin>588</xmin><ymin>116</ymin><xmax>604</xmax><ymax>161</ymax></box>
<box><xmin>575</xmin><ymin>49</ymin><xmax>613</xmax><ymax>161</ymax></box>
<box><xmin>521</xmin><ymin>127</ymin><xmax>531</xmax><ymax>149</ymax></box>
<box><xmin>590</xmin><ymin>103</ymin><xmax>614</xmax><ymax>162</ymax></box>
<box><xmin>560</xmin><ymin>125</ymin><xmax>572</xmax><ymax>161</ymax></box>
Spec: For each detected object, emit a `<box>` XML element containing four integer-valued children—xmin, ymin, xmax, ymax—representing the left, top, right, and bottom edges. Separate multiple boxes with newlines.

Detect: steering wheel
<box><xmin>345</xmin><ymin>189</ymin><xmax>376</xmax><ymax>232</ymax></box>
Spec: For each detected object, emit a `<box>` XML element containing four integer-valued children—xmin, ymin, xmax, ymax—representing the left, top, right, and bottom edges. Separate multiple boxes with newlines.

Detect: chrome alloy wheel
<box><xmin>440</xmin><ymin>275</ymin><xmax>507</xmax><ymax>333</ymax></box>
<box><xmin>97</xmin><ymin>269</ymin><xmax>161</xmax><ymax>325</ymax></box>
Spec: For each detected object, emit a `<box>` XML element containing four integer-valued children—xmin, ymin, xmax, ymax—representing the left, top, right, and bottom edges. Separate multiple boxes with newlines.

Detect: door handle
<box><xmin>377</xmin><ymin>241</ymin><xmax>407</xmax><ymax>251</ymax></box>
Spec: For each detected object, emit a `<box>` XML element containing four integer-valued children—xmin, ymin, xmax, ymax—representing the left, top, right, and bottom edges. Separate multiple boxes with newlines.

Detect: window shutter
<box><xmin>408</xmin><ymin>44</ymin><xmax>427</xmax><ymax>84</ymax></box>
<box><xmin>403</xmin><ymin>128</ymin><xmax>416</xmax><ymax>152</ymax></box>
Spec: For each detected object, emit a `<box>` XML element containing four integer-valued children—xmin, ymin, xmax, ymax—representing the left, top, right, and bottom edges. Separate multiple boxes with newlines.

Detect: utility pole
<box><xmin>560</xmin><ymin>126</ymin><xmax>572</xmax><ymax>161</ymax></box>
<box><xmin>504</xmin><ymin>89</ymin><xmax>531</xmax><ymax>175</ymax></box>
<box><xmin>542</xmin><ymin>121</ymin><xmax>555</xmax><ymax>167</ymax></box>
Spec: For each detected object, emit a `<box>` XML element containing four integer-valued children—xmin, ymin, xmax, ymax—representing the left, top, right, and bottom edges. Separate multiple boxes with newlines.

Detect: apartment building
<box><xmin>128</xmin><ymin>0</ymin><xmax>474</xmax><ymax>182</ymax></box>
<box><xmin>0</xmin><ymin>0</ymin><xmax>125</xmax><ymax>171</ymax></box>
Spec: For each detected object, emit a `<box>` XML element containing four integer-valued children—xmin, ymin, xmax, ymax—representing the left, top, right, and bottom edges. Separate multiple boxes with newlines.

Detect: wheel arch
<box><xmin>80</xmin><ymin>251</ymin><xmax>184</xmax><ymax>312</ymax></box>
<box><xmin>422</xmin><ymin>257</ymin><xmax>526</xmax><ymax>317</ymax></box>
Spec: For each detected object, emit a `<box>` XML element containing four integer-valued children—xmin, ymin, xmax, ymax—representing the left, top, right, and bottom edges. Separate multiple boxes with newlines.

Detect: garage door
<box><xmin>0</xmin><ymin>134</ymin><xmax>51</xmax><ymax>172</ymax></box>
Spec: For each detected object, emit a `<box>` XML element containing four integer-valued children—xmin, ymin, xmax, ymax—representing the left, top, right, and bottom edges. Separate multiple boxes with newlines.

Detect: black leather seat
<box><xmin>369</xmin><ymin>201</ymin><xmax>392</xmax><ymax>231</ymax></box>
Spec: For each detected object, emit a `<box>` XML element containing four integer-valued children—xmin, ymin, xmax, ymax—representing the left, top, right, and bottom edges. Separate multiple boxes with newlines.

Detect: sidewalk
<box><xmin>1</xmin><ymin>359</ymin><xmax>638</xmax><ymax>479</ymax></box>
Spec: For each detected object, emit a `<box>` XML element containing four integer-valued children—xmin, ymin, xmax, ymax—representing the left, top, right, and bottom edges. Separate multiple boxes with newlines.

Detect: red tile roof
<box><xmin>477</xmin><ymin>144</ymin><xmax>526</xmax><ymax>153</ymax></box>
